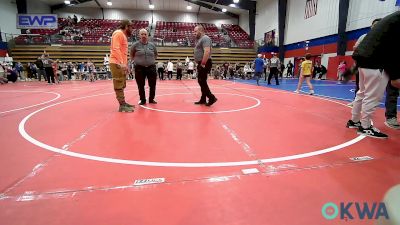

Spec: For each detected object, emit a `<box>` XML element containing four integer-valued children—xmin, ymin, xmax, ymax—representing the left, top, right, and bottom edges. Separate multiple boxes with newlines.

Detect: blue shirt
<box><xmin>254</xmin><ymin>58</ymin><xmax>264</xmax><ymax>73</ymax></box>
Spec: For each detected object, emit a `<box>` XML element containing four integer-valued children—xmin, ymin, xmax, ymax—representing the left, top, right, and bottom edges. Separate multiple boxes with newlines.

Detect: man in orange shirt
<box><xmin>110</xmin><ymin>20</ymin><xmax>134</xmax><ymax>112</ymax></box>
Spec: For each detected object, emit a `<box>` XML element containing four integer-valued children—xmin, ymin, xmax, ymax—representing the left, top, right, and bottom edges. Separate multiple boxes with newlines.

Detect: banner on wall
<box><xmin>304</xmin><ymin>0</ymin><xmax>318</xmax><ymax>19</ymax></box>
<box><xmin>16</xmin><ymin>14</ymin><xmax>58</xmax><ymax>29</ymax></box>
<box><xmin>264</xmin><ymin>30</ymin><xmax>276</xmax><ymax>47</ymax></box>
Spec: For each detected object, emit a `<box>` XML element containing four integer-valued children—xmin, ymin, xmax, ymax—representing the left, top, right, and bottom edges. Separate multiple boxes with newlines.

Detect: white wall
<box><xmin>105</xmin><ymin>8</ymin><xmax>152</xmax><ymax>22</ymax></box>
<box><xmin>345</xmin><ymin>51</ymin><xmax>353</xmax><ymax>56</ymax></box>
<box><xmin>285</xmin><ymin>0</ymin><xmax>339</xmax><ymax>45</ymax></box>
<box><xmin>255</xmin><ymin>0</ymin><xmax>278</xmax><ymax>41</ymax></box>
<box><xmin>283</xmin><ymin>57</ymin><xmax>294</xmax><ymax>67</ymax></box>
<box><xmin>55</xmin><ymin>7</ymin><xmax>102</xmax><ymax>20</ymax></box>
<box><xmin>0</xmin><ymin>0</ymin><xmax>20</xmax><ymax>35</ymax></box>
<box><xmin>284</xmin><ymin>53</ymin><xmax>333</xmax><ymax>69</ymax></box>
<box><xmin>27</xmin><ymin>0</ymin><xmax>51</xmax><ymax>14</ymax></box>
<box><xmin>55</xmin><ymin>7</ymin><xmax>236</xmax><ymax>28</ymax></box>
<box><xmin>346</xmin><ymin>0</ymin><xmax>398</xmax><ymax>31</ymax></box>
<box><xmin>284</xmin><ymin>0</ymin><xmax>398</xmax><ymax>45</ymax></box>
<box><xmin>198</xmin><ymin>13</ymin><xmax>235</xmax><ymax>28</ymax></box>
<box><xmin>321</xmin><ymin>53</ymin><xmax>336</xmax><ymax>68</ymax></box>
<box><xmin>239</xmin><ymin>11</ymin><xmax>249</xmax><ymax>34</ymax></box>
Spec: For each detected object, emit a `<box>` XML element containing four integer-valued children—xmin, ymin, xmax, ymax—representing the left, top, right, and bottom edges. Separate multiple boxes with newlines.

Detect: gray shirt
<box><xmin>177</xmin><ymin>62</ymin><xmax>183</xmax><ymax>70</ymax></box>
<box><xmin>42</xmin><ymin>57</ymin><xmax>54</xmax><ymax>68</ymax></box>
<box><xmin>131</xmin><ymin>41</ymin><xmax>157</xmax><ymax>67</ymax></box>
<box><xmin>157</xmin><ymin>62</ymin><xmax>164</xmax><ymax>69</ymax></box>
<box><xmin>194</xmin><ymin>35</ymin><xmax>212</xmax><ymax>62</ymax></box>
<box><xmin>269</xmin><ymin>57</ymin><xmax>280</xmax><ymax>68</ymax></box>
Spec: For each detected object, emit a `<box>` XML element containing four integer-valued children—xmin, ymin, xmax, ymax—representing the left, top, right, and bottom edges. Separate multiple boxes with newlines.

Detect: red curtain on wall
<box><xmin>327</xmin><ymin>55</ymin><xmax>354</xmax><ymax>80</ymax></box>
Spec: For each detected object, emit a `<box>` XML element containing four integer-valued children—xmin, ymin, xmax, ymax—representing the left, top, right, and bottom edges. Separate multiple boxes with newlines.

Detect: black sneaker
<box><xmin>194</xmin><ymin>100</ymin><xmax>206</xmax><ymax>105</ymax></box>
<box><xmin>357</xmin><ymin>126</ymin><xmax>388</xmax><ymax>139</ymax></box>
<box><xmin>205</xmin><ymin>97</ymin><xmax>218</xmax><ymax>106</ymax></box>
<box><xmin>139</xmin><ymin>100</ymin><xmax>146</xmax><ymax>105</ymax></box>
<box><xmin>149</xmin><ymin>100</ymin><xmax>157</xmax><ymax>104</ymax></box>
<box><xmin>346</xmin><ymin>120</ymin><xmax>361</xmax><ymax>129</ymax></box>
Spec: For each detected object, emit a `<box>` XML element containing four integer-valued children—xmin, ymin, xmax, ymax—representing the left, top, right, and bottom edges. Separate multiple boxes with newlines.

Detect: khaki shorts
<box><xmin>110</xmin><ymin>63</ymin><xmax>126</xmax><ymax>90</ymax></box>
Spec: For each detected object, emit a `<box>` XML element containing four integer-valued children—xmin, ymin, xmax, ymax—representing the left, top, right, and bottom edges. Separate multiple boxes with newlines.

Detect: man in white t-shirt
<box><xmin>187</xmin><ymin>60</ymin><xmax>194</xmax><ymax>79</ymax></box>
<box><xmin>166</xmin><ymin>60</ymin><xmax>173</xmax><ymax>80</ymax></box>
<box><xmin>103</xmin><ymin>54</ymin><xmax>110</xmax><ymax>72</ymax></box>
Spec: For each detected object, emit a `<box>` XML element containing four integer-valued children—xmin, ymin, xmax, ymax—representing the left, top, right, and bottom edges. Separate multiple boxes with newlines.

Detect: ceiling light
<box><xmin>64</xmin><ymin>0</ymin><xmax>70</xmax><ymax>4</ymax></box>
<box><xmin>222</xmin><ymin>8</ymin><xmax>227</xmax><ymax>12</ymax></box>
<box><xmin>233</xmin><ymin>0</ymin><xmax>239</xmax><ymax>3</ymax></box>
<box><xmin>229</xmin><ymin>3</ymin><xmax>236</xmax><ymax>7</ymax></box>
<box><xmin>107</xmin><ymin>1</ymin><xmax>112</xmax><ymax>6</ymax></box>
<box><xmin>149</xmin><ymin>4</ymin><xmax>155</xmax><ymax>9</ymax></box>
<box><xmin>187</xmin><ymin>5</ymin><xmax>192</xmax><ymax>10</ymax></box>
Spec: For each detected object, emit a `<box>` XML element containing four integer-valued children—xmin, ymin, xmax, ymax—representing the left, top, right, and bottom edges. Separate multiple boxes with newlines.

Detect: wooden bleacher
<box><xmin>11</xmin><ymin>45</ymin><xmax>257</xmax><ymax>66</ymax></box>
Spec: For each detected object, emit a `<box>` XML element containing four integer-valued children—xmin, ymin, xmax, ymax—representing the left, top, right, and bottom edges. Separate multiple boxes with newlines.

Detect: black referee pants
<box><xmin>135</xmin><ymin>65</ymin><xmax>157</xmax><ymax>102</ymax></box>
<box><xmin>196</xmin><ymin>59</ymin><xmax>215</xmax><ymax>101</ymax></box>
<box><xmin>268</xmin><ymin>67</ymin><xmax>279</xmax><ymax>85</ymax></box>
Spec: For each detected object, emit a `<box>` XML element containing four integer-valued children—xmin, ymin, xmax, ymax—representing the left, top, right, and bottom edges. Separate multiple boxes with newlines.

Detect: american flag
<box><xmin>304</xmin><ymin>0</ymin><xmax>318</xmax><ymax>19</ymax></box>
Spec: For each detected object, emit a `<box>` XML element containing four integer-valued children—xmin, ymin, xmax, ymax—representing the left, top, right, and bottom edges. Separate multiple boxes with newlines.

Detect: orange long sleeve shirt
<box><xmin>110</xmin><ymin>30</ymin><xmax>128</xmax><ymax>65</ymax></box>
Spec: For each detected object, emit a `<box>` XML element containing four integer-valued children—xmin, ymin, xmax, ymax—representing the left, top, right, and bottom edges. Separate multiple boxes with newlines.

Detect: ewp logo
<box><xmin>322</xmin><ymin>202</ymin><xmax>389</xmax><ymax>221</ymax></box>
<box><xmin>17</xmin><ymin>14</ymin><xmax>58</xmax><ymax>29</ymax></box>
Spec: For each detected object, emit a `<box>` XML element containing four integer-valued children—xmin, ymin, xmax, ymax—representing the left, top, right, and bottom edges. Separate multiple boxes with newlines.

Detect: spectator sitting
<box><xmin>0</xmin><ymin>76</ymin><xmax>7</xmax><ymax>84</ymax></box>
<box><xmin>0</xmin><ymin>64</ymin><xmax>7</xmax><ymax>84</ymax></box>
<box><xmin>6</xmin><ymin>68</ymin><xmax>18</xmax><ymax>83</ymax></box>
<box><xmin>228</xmin><ymin>65</ymin><xmax>235</xmax><ymax>79</ymax></box>
<box><xmin>243</xmin><ymin>63</ymin><xmax>252</xmax><ymax>79</ymax></box>
<box><xmin>213</xmin><ymin>66</ymin><xmax>221</xmax><ymax>79</ymax></box>
<box><xmin>317</xmin><ymin>64</ymin><xmax>327</xmax><ymax>80</ymax></box>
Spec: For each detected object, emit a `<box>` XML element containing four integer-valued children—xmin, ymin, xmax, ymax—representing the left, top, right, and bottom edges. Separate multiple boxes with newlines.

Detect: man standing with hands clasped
<box><xmin>193</xmin><ymin>25</ymin><xmax>217</xmax><ymax>106</ymax></box>
<box><xmin>131</xmin><ymin>28</ymin><xmax>158</xmax><ymax>105</ymax></box>
<box><xmin>110</xmin><ymin>20</ymin><xmax>134</xmax><ymax>112</ymax></box>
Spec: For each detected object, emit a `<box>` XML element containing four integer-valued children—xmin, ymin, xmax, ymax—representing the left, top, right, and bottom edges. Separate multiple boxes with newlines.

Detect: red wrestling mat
<box><xmin>1</xmin><ymin>80</ymin><xmax>399</xmax><ymax>225</ymax></box>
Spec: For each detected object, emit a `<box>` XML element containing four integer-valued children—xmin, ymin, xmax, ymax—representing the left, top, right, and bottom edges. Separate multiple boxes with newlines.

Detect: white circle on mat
<box><xmin>139</xmin><ymin>93</ymin><xmax>261</xmax><ymax>114</ymax></box>
<box><xmin>18</xmin><ymin>90</ymin><xmax>365</xmax><ymax>167</ymax></box>
<box><xmin>0</xmin><ymin>90</ymin><xmax>61</xmax><ymax>114</ymax></box>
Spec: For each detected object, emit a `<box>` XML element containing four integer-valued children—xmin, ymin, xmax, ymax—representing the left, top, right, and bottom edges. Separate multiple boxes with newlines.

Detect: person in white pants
<box><xmin>347</xmin><ymin>68</ymin><xmax>389</xmax><ymax>138</ymax></box>
<box><xmin>347</xmin><ymin>18</ymin><xmax>381</xmax><ymax>107</ymax></box>
<box><xmin>347</xmin><ymin>11</ymin><xmax>400</xmax><ymax>138</ymax></box>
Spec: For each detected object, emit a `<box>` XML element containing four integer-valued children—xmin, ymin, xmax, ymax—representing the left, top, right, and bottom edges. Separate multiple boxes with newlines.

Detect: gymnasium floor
<box><xmin>0</xmin><ymin>78</ymin><xmax>399</xmax><ymax>225</ymax></box>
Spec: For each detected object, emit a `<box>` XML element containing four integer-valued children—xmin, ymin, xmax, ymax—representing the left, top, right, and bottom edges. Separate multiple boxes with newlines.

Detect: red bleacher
<box><xmin>68</xmin><ymin>19</ymin><xmax>149</xmax><ymax>45</ymax></box>
<box><xmin>154</xmin><ymin>21</ymin><xmax>227</xmax><ymax>47</ymax></box>
<box><xmin>222</xmin><ymin>24</ymin><xmax>254</xmax><ymax>48</ymax></box>
<box><xmin>29</xmin><ymin>18</ymin><xmax>67</xmax><ymax>36</ymax></box>
<box><xmin>15</xmin><ymin>18</ymin><xmax>251</xmax><ymax>48</ymax></box>
<box><xmin>17</xmin><ymin>18</ymin><xmax>149</xmax><ymax>45</ymax></box>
